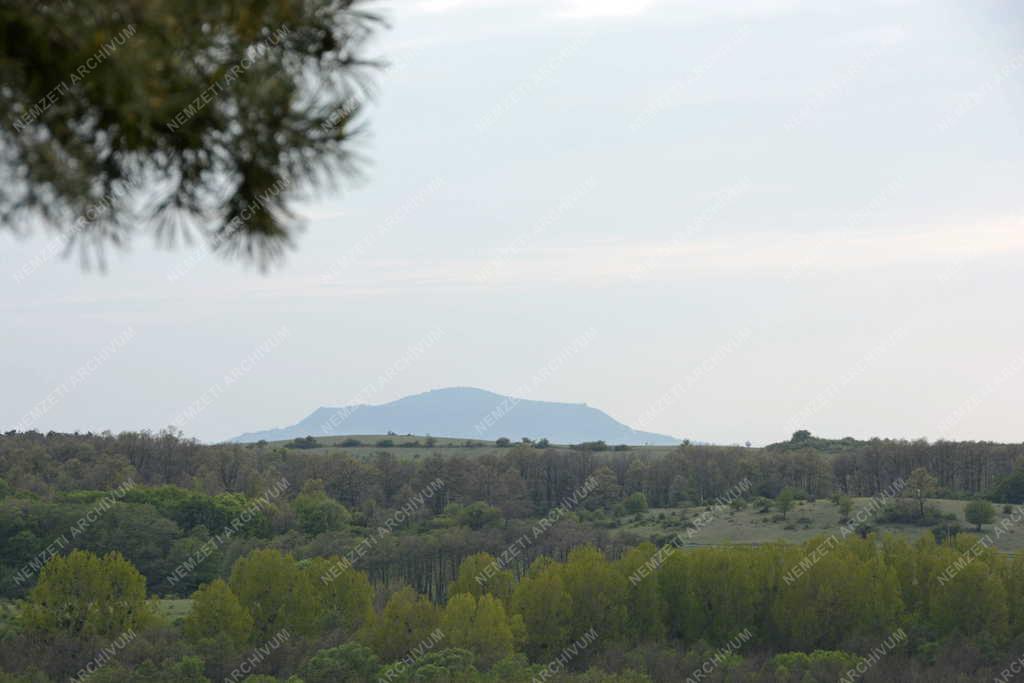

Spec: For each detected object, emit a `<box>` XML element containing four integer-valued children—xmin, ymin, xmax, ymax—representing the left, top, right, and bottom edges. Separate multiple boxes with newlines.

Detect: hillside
<box><xmin>231</xmin><ymin>386</ymin><xmax>682</xmax><ymax>445</ymax></box>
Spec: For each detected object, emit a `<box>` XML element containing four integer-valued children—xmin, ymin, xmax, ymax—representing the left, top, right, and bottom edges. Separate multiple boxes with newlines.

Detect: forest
<box><xmin>2</xmin><ymin>430</ymin><xmax>1024</xmax><ymax>681</ymax></box>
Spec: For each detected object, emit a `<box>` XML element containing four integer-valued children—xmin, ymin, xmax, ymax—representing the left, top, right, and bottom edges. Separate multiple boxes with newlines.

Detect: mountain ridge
<box><xmin>230</xmin><ymin>386</ymin><xmax>682</xmax><ymax>445</ymax></box>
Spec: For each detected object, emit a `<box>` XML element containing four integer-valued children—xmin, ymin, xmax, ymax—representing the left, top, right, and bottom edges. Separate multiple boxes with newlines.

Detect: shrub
<box><xmin>623</xmin><ymin>492</ymin><xmax>649</xmax><ymax>514</ymax></box>
<box><xmin>964</xmin><ymin>499</ymin><xmax>995</xmax><ymax>531</ymax></box>
<box><xmin>932</xmin><ymin>523</ymin><xmax>963</xmax><ymax>544</ymax></box>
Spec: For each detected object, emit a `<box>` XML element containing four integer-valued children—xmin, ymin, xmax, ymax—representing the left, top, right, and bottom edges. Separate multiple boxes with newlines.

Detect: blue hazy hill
<box><xmin>231</xmin><ymin>387</ymin><xmax>682</xmax><ymax>446</ymax></box>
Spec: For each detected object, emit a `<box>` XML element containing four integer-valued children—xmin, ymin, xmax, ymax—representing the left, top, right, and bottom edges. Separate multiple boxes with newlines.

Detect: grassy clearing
<box><xmin>155</xmin><ymin>598</ymin><xmax>192</xmax><ymax>623</ymax></box>
<box><xmin>622</xmin><ymin>498</ymin><xmax>1024</xmax><ymax>553</ymax></box>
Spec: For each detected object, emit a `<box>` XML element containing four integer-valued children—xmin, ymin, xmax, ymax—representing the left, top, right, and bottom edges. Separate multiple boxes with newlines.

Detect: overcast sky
<box><xmin>2</xmin><ymin>0</ymin><xmax>1023</xmax><ymax>445</ymax></box>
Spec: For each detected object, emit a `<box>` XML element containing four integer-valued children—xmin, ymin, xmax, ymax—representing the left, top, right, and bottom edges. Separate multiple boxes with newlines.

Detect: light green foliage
<box><xmin>769</xmin><ymin>650</ymin><xmax>860</xmax><ymax>683</ymax></box>
<box><xmin>184</xmin><ymin>579</ymin><xmax>252</xmax><ymax>648</ymax></box>
<box><xmin>21</xmin><ymin>550</ymin><xmax>152</xmax><ymax>638</ymax></box>
<box><xmin>965</xmin><ymin>499</ymin><xmax>996</xmax><ymax>531</ymax></box>
<box><xmin>449</xmin><ymin>553</ymin><xmax>513</xmax><ymax>602</ymax></box>
<box><xmin>362</xmin><ymin>586</ymin><xmax>441</xmax><ymax>662</ymax></box>
<box><xmin>123</xmin><ymin>486</ymin><xmax>270</xmax><ymax>536</ymax></box>
<box><xmin>1005</xmin><ymin>554</ymin><xmax>1024</xmax><ymax>637</ymax></box>
<box><xmin>835</xmin><ymin>495</ymin><xmax>853</xmax><ymax>520</ymax></box>
<box><xmin>510</xmin><ymin>565</ymin><xmax>573</xmax><ymax>661</ymax></box>
<box><xmin>776</xmin><ymin>488</ymin><xmax>797</xmax><ymax>519</ymax></box>
<box><xmin>298</xmin><ymin>642</ymin><xmax>380</xmax><ymax>683</ymax></box>
<box><xmin>442</xmin><ymin>593</ymin><xmax>519</xmax><ymax>667</ymax></box>
<box><xmin>384</xmin><ymin>648</ymin><xmax>478</xmax><ymax>683</ymax></box>
<box><xmin>558</xmin><ymin>546</ymin><xmax>628</xmax><ymax>644</ymax></box>
<box><xmin>229</xmin><ymin>549</ymin><xmax>322</xmax><ymax>639</ymax></box>
<box><xmin>614</xmin><ymin>544</ymin><xmax>665</xmax><ymax>642</ymax></box>
<box><xmin>304</xmin><ymin>557</ymin><xmax>374</xmax><ymax>636</ymax></box>
<box><xmin>928</xmin><ymin>536</ymin><xmax>1008</xmax><ymax>641</ymax></box>
<box><xmin>772</xmin><ymin>536</ymin><xmax>902</xmax><ymax>650</ymax></box>
<box><xmin>293</xmin><ymin>480</ymin><xmax>350</xmax><ymax>535</ymax></box>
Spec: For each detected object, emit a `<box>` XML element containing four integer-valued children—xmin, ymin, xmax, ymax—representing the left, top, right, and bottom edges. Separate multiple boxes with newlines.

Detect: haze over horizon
<box><xmin>3</xmin><ymin>0</ymin><xmax>1023</xmax><ymax>446</ymax></box>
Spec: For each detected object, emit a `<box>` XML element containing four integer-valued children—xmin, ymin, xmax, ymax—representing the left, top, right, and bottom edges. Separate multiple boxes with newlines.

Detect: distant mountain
<box><xmin>231</xmin><ymin>387</ymin><xmax>682</xmax><ymax>446</ymax></box>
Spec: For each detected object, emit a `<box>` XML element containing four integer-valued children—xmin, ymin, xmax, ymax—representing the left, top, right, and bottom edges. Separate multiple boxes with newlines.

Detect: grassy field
<box><xmin>622</xmin><ymin>497</ymin><xmax>1024</xmax><ymax>554</ymax></box>
<box><xmin>154</xmin><ymin>598</ymin><xmax>192</xmax><ymax>623</ymax></box>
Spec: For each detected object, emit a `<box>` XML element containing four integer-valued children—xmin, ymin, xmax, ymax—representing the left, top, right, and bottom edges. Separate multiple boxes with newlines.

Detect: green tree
<box><xmin>906</xmin><ymin>468</ymin><xmax>938</xmax><ymax>520</ymax></box>
<box><xmin>455</xmin><ymin>502</ymin><xmax>503</xmax><ymax>530</ymax></box>
<box><xmin>991</xmin><ymin>470</ymin><xmax>1024</xmax><ymax>504</ymax></box>
<box><xmin>294</xmin><ymin>481</ymin><xmax>350</xmax><ymax>535</ymax></box>
<box><xmin>229</xmin><ymin>549</ymin><xmax>321</xmax><ymax>639</ymax></box>
<box><xmin>184</xmin><ymin>579</ymin><xmax>252</xmax><ymax>647</ymax></box>
<box><xmin>623</xmin><ymin>492</ymin><xmax>649</xmax><ymax>514</ymax></box>
<box><xmin>510</xmin><ymin>566</ymin><xmax>573</xmax><ymax>661</ymax></box>
<box><xmin>442</xmin><ymin>593</ymin><xmax>518</xmax><ymax>668</ymax></box>
<box><xmin>559</xmin><ymin>546</ymin><xmax>627</xmax><ymax>645</ymax></box>
<box><xmin>305</xmin><ymin>556</ymin><xmax>374</xmax><ymax>637</ymax></box>
<box><xmin>615</xmin><ymin>544</ymin><xmax>665</xmax><ymax>643</ymax></box>
<box><xmin>362</xmin><ymin>586</ymin><xmax>441</xmax><ymax>662</ymax></box>
<box><xmin>776</xmin><ymin>488</ymin><xmax>796</xmax><ymax>519</ymax></box>
<box><xmin>585</xmin><ymin>466</ymin><xmax>621</xmax><ymax>511</ymax></box>
<box><xmin>21</xmin><ymin>550</ymin><xmax>152</xmax><ymax>638</ymax></box>
<box><xmin>928</xmin><ymin>544</ymin><xmax>1008</xmax><ymax>641</ymax></box>
<box><xmin>0</xmin><ymin>1</ymin><xmax>381</xmax><ymax>266</ymax></box>
<box><xmin>449</xmin><ymin>553</ymin><xmax>513</xmax><ymax>602</ymax></box>
<box><xmin>383</xmin><ymin>648</ymin><xmax>478</xmax><ymax>683</ymax></box>
<box><xmin>184</xmin><ymin>579</ymin><xmax>254</xmax><ymax>680</ymax></box>
<box><xmin>772</xmin><ymin>537</ymin><xmax>902</xmax><ymax>650</ymax></box>
<box><xmin>299</xmin><ymin>642</ymin><xmax>380</xmax><ymax>683</ymax></box>
<box><xmin>965</xmin><ymin>499</ymin><xmax>996</xmax><ymax>531</ymax></box>
<box><xmin>835</xmin><ymin>495</ymin><xmax>853</xmax><ymax>521</ymax></box>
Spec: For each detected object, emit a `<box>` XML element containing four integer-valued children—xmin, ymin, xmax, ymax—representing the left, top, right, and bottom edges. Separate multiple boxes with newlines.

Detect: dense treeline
<box><xmin>4</xmin><ymin>431</ymin><xmax>1024</xmax><ymax>680</ymax></box>
<box><xmin>4</xmin><ymin>429</ymin><xmax>1023</xmax><ymax>505</ymax></box>
<box><xmin>3</xmin><ymin>533</ymin><xmax>1024</xmax><ymax>682</ymax></box>
<box><xmin>4</xmin><ymin>430</ymin><xmax>1024</xmax><ymax>602</ymax></box>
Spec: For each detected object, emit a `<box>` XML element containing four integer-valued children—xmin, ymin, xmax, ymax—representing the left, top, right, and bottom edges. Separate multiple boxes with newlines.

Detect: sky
<box><xmin>2</xmin><ymin>0</ymin><xmax>1023</xmax><ymax>445</ymax></box>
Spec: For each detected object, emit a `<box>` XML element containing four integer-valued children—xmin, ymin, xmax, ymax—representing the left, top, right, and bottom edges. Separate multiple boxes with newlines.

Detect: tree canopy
<box><xmin>0</xmin><ymin>0</ymin><xmax>381</xmax><ymax>267</ymax></box>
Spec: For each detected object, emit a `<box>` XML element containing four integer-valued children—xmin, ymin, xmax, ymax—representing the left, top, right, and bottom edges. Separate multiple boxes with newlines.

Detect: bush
<box><xmin>339</xmin><ymin>438</ymin><xmax>362</xmax><ymax>447</ymax></box>
<box><xmin>495</xmin><ymin>437</ymin><xmax>511</xmax><ymax>447</ymax></box>
<box><xmin>964</xmin><ymin>499</ymin><xmax>995</xmax><ymax>531</ymax></box>
<box><xmin>932</xmin><ymin>523</ymin><xmax>963</xmax><ymax>544</ymax></box>
<box><xmin>374</xmin><ymin>439</ymin><xmax>394</xmax><ymax>448</ymax></box>
<box><xmin>461</xmin><ymin>502</ymin><xmax>503</xmax><ymax>529</ymax></box>
<box><xmin>299</xmin><ymin>642</ymin><xmax>380</xmax><ymax>683</ymax></box>
<box><xmin>990</xmin><ymin>470</ymin><xmax>1024</xmax><ymax>504</ymax></box>
<box><xmin>286</xmin><ymin>435</ymin><xmax>320</xmax><ymax>449</ymax></box>
<box><xmin>623</xmin><ymin>492</ymin><xmax>649</xmax><ymax>514</ymax></box>
<box><xmin>877</xmin><ymin>501</ymin><xmax>952</xmax><ymax>526</ymax></box>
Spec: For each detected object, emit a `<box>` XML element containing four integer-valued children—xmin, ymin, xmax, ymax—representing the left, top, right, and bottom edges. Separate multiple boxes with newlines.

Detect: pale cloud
<box><xmin>837</xmin><ymin>25</ymin><xmax>909</xmax><ymax>47</ymax></box>
<box><xmin>412</xmin><ymin>0</ymin><xmax>657</xmax><ymax>19</ymax></box>
<box><xmin>306</xmin><ymin>221</ymin><xmax>1024</xmax><ymax>294</ymax></box>
<box><xmin>554</xmin><ymin>0</ymin><xmax>660</xmax><ymax>19</ymax></box>
<box><xmin>411</xmin><ymin>0</ymin><xmax>851</xmax><ymax>21</ymax></box>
